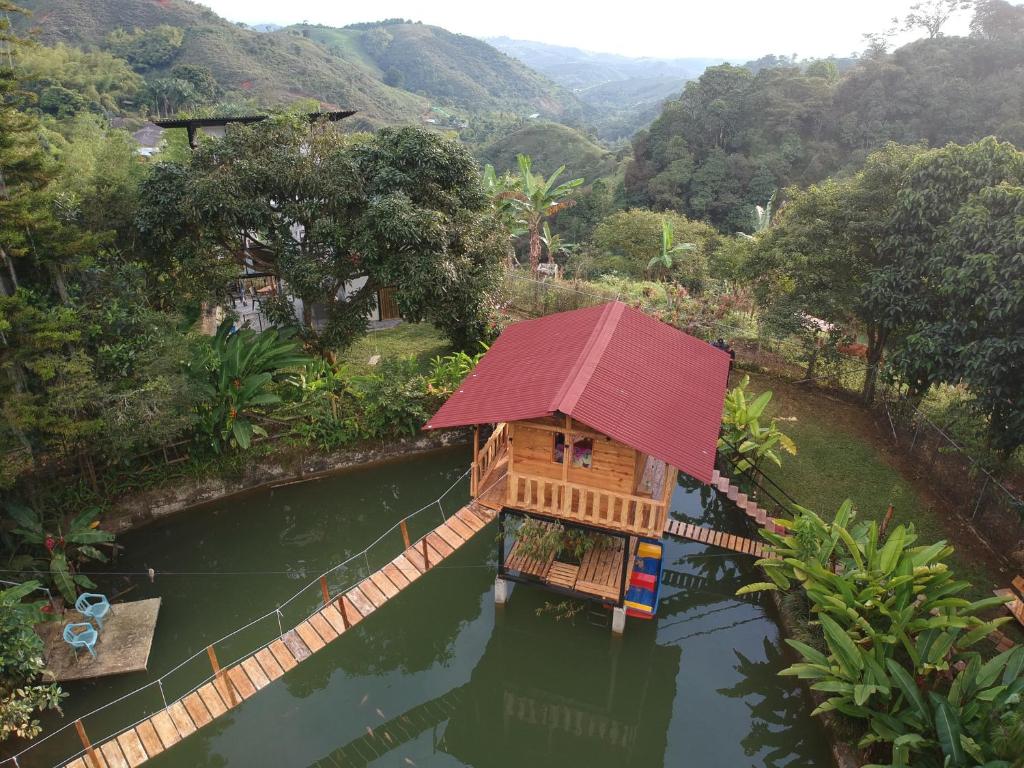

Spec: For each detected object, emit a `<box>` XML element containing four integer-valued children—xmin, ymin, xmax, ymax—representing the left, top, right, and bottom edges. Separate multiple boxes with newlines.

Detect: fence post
<box><xmin>422</xmin><ymin>538</ymin><xmax>430</xmax><ymax>570</ymax></box>
<box><xmin>400</xmin><ymin>519</ymin><xmax>411</xmax><ymax>550</ymax></box>
<box><xmin>75</xmin><ymin>719</ymin><xmax>102</xmax><ymax>768</ymax></box>
<box><xmin>207</xmin><ymin>645</ymin><xmax>238</xmax><ymax>706</ymax></box>
<box><xmin>319</xmin><ymin>575</ymin><xmax>330</xmax><ymax>606</ymax></box>
<box><xmin>335</xmin><ymin>594</ymin><xmax>350</xmax><ymax>629</ymax></box>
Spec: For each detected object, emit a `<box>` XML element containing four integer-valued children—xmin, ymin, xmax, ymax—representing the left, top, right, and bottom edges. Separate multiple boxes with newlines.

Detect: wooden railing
<box><xmin>506</xmin><ymin>471</ymin><xmax>667</xmax><ymax>537</ymax></box>
<box><xmin>472</xmin><ymin>422</ymin><xmax>508</xmax><ymax>495</ymax></box>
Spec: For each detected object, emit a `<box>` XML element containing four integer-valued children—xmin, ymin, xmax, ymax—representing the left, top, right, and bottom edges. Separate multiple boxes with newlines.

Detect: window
<box><xmin>553</xmin><ymin>433</ymin><xmax>593</xmax><ymax>469</ymax></box>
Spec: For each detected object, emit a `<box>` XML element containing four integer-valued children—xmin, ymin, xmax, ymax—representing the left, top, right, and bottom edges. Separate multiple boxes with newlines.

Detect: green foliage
<box><xmin>588</xmin><ymin>208</ymin><xmax>714</xmax><ymax>290</ymax></box>
<box><xmin>878</xmin><ymin>138</ymin><xmax>1024</xmax><ymax>454</ymax></box>
<box><xmin>138</xmin><ymin>121</ymin><xmax>505</xmax><ymax>351</ymax></box>
<box><xmin>719</xmin><ymin>375</ymin><xmax>797</xmax><ymax>473</ymax></box>
<box><xmin>350</xmin><ymin>357</ymin><xmax>432</xmax><ymax>438</ymax></box>
<box><xmin>192</xmin><ymin>318</ymin><xmax>310</xmax><ymax>452</ymax></box>
<box><xmin>104</xmin><ymin>25</ymin><xmax>184</xmax><ymax>71</ymax></box>
<box><xmin>480</xmin><ymin>122</ymin><xmax>617</xmax><ymax>189</ymax></box>
<box><xmin>507</xmin><ymin>516</ymin><xmax>605</xmax><ymax>563</ymax></box>
<box><xmin>0</xmin><ymin>581</ymin><xmax>64</xmax><ymax>742</ymax></box>
<box><xmin>503</xmin><ymin>154</ymin><xmax>584</xmax><ymax>273</ymax></box>
<box><xmin>742</xmin><ymin>501</ymin><xmax>1023</xmax><ymax>767</ymax></box>
<box><xmin>6</xmin><ymin>504</ymin><xmax>114</xmax><ymax>603</ymax></box>
<box><xmin>15</xmin><ymin>43</ymin><xmax>142</xmax><ymax>116</ymax></box>
<box><xmin>627</xmin><ymin>21</ymin><xmax>1024</xmax><ymax>229</ymax></box>
<box><xmin>427</xmin><ymin>346</ymin><xmax>486</xmax><ymax>397</ymax></box>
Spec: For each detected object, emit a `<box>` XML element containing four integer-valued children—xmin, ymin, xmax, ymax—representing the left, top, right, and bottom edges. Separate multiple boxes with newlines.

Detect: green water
<box><xmin>15</xmin><ymin>447</ymin><xmax>833</xmax><ymax>768</ymax></box>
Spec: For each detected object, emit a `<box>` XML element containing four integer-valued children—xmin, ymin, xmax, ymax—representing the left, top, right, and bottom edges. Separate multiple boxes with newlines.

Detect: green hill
<box><xmin>480</xmin><ymin>121</ymin><xmax>618</xmax><ymax>183</ymax></box>
<box><xmin>14</xmin><ymin>0</ymin><xmax>426</xmax><ymax>125</ymax></box>
<box><xmin>289</xmin><ymin>22</ymin><xmax>585</xmax><ymax>122</ymax></box>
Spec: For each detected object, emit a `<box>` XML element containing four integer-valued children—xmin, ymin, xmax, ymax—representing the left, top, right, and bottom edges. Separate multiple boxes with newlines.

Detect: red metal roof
<box><xmin>424</xmin><ymin>301</ymin><xmax>731</xmax><ymax>484</ymax></box>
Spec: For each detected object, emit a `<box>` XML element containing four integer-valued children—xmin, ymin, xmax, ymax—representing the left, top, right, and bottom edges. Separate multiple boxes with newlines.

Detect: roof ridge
<box><xmin>552</xmin><ymin>301</ymin><xmax>625</xmax><ymax>415</ymax></box>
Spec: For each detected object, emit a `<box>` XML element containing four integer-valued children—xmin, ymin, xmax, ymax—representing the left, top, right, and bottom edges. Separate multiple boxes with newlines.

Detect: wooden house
<box><xmin>425</xmin><ymin>301</ymin><xmax>730</xmax><ymax>631</ymax></box>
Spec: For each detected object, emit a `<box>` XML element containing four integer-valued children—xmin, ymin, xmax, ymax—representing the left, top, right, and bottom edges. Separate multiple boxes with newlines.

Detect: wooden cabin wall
<box><xmin>509</xmin><ymin>420</ymin><xmax>637</xmax><ymax>495</ymax></box>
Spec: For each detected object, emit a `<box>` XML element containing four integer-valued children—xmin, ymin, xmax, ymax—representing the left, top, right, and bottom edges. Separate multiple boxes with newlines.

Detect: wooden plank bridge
<box><xmin>62</xmin><ymin>500</ymin><xmax>499</xmax><ymax>768</ymax></box>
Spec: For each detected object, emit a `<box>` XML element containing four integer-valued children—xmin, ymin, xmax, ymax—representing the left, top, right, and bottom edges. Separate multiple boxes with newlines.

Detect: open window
<box><xmin>553</xmin><ymin>433</ymin><xmax>593</xmax><ymax>468</ymax></box>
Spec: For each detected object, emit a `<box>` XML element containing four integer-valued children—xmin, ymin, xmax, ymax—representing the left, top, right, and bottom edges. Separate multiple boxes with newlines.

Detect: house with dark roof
<box><xmin>425</xmin><ymin>301</ymin><xmax>730</xmax><ymax>631</ymax></box>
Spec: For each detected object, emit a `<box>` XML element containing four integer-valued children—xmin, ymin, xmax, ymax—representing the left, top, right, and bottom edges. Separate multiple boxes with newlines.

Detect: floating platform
<box><xmin>38</xmin><ymin>598</ymin><xmax>162</xmax><ymax>682</ymax></box>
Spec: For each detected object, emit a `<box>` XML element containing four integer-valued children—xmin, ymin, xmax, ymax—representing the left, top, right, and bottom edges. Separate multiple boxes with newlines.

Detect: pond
<box><xmin>12</xmin><ymin>446</ymin><xmax>833</xmax><ymax>768</ymax></box>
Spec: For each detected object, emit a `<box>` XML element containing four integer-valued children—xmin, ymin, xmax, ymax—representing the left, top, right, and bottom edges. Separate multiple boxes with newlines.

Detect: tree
<box><xmin>970</xmin><ymin>0</ymin><xmax>1024</xmax><ymax>41</ymax></box>
<box><xmin>0</xmin><ymin>581</ymin><xmax>64</xmax><ymax>742</ymax></box>
<box><xmin>136</xmin><ymin>120</ymin><xmax>506</xmax><ymax>351</ymax></box>
<box><xmin>504</xmin><ymin>154</ymin><xmax>582</xmax><ymax>274</ymax></box>
<box><xmin>750</xmin><ymin>143</ymin><xmax>927</xmax><ymax>402</ymax></box>
<box><xmin>892</xmin><ymin>0</ymin><xmax>973</xmax><ymax>39</ymax></box>
<box><xmin>879</xmin><ymin>138</ymin><xmax>1024</xmax><ymax>453</ymax></box>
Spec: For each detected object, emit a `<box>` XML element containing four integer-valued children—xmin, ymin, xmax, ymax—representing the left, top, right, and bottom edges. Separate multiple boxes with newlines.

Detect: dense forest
<box><xmin>624</xmin><ymin>4</ymin><xmax>1024</xmax><ymax>230</ymax></box>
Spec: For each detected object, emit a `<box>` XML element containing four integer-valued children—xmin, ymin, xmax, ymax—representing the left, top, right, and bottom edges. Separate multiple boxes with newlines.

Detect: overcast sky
<box><xmin>193</xmin><ymin>0</ymin><xmax>974</xmax><ymax>60</ymax></box>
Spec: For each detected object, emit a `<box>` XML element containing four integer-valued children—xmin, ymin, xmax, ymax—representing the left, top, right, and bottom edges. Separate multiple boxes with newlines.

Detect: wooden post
<box><xmin>422</xmin><ymin>538</ymin><xmax>430</xmax><ymax>570</ymax></box>
<box><xmin>335</xmin><ymin>595</ymin><xmax>350</xmax><ymax>629</ymax></box>
<box><xmin>207</xmin><ymin>644</ymin><xmax>237</xmax><ymax>706</ymax></box>
<box><xmin>320</xmin><ymin>575</ymin><xmax>330</xmax><ymax>606</ymax></box>
<box><xmin>400</xmin><ymin>519</ymin><xmax>411</xmax><ymax>550</ymax></box>
<box><xmin>561</xmin><ymin>415</ymin><xmax>571</xmax><ymax>514</ymax></box>
<box><xmin>472</xmin><ymin>425</ymin><xmax>480</xmax><ymax>496</ymax></box>
<box><xmin>75</xmin><ymin>719</ymin><xmax>102</xmax><ymax>768</ymax></box>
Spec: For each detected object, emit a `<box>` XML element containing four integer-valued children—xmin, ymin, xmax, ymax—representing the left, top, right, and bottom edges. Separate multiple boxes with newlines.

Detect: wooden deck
<box><xmin>502</xmin><ymin>523</ymin><xmax>631</xmax><ymax>603</ymax></box>
<box><xmin>62</xmin><ymin>502</ymin><xmax>496</xmax><ymax>768</ymax></box>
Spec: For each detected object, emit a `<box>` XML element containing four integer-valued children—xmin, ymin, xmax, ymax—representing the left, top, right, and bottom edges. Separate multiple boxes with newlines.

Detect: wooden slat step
<box><xmin>255</xmin><ymin>646</ymin><xmax>286</xmax><ymax>680</ymax></box>
<box><xmin>282</xmin><ymin>628</ymin><xmax>313</xmax><ymax>662</ymax></box>
<box><xmin>99</xmin><ymin>741</ymin><xmax>130</xmax><ymax>768</ymax></box>
<box><xmin>269</xmin><ymin>639</ymin><xmax>299</xmax><ymax>672</ymax></box>
<box><xmin>293</xmin><ymin>621</ymin><xmax>326</xmax><ymax>653</ymax></box>
<box><xmin>115</xmin><ymin>729</ymin><xmax>148</xmax><ymax>768</ymax></box>
<box><xmin>358</xmin><ymin>578</ymin><xmax>389</xmax><ymax>608</ymax></box>
<box><xmin>346</xmin><ymin>587</ymin><xmax>376</xmax><ymax>618</ymax></box>
<box><xmin>392</xmin><ymin>553</ymin><xmax>421</xmax><ymax>582</ymax></box>
<box><xmin>226</xmin><ymin>665</ymin><xmax>258</xmax><ymax>700</ymax></box>
<box><xmin>241</xmin><ymin>657</ymin><xmax>272</xmax><ymax>690</ymax></box>
<box><xmin>319</xmin><ymin>604</ymin><xmax>348</xmax><ymax>636</ymax></box>
<box><xmin>197</xmin><ymin>682</ymin><xmax>227</xmax><ymax>718</ymax></box>
<box><xmin>135</xmin><ymin>720</ymin><xmax>164</xmax><ymax>759</ymax></box>
<box><xmin>307</xmin><ymin>611</ymin><xmax>338</xmax><ymax>643</ymax></box>
<box><xmin>369</xmin><ymin>571</ymin><xmax>399</xmax><ymax>600</ymax></box>
<box><xmin>150</xmin><ymin>710</ymin><xmax>181</xmax><ymax>748</ymax></box>
<box><xmin>182</xmin><ymin>692</ymin><xmax>212</xmax><ymax>728</ymax></box>
<box><xmin>166</xmin><ymin>701</ymin><xmax>196</xmax><ymax>738</ymax></box>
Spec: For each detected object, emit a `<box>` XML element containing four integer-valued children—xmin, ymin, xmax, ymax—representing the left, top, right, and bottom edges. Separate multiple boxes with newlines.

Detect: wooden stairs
<box><xmin>711</xmin><ymin>469</ymin><xmax>786</xmax><ymax>534</ymax></box>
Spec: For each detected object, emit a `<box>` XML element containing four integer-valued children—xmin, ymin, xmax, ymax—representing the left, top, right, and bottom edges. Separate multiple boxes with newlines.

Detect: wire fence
<box><xmin>3</xmin><ymin>468</ymin><xmax>473</xmax><ymax>768</ymax></box>
<box><xmin>501</xmin><ymin>271</ymin><xmax>1024</xmax><ymax>554</ymax></box>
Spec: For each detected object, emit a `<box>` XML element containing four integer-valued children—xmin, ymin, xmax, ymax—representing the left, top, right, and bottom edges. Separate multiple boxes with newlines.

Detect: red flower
<box><xmin>41</xmin><ymin>604</ymin><xmax>54</xmax><ymax>614</ymax></box>
<box><xmin>44</xmin><ymin>535</ymin><xmax>56</xmax><ymax>552</ymax></box>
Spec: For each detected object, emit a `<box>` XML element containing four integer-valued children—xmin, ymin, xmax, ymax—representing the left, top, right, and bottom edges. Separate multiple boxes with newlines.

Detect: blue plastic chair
<box><xmin>75</xmin><ymin>593</ymin><xmax>110</xmax><ymax>629</ymax></box>
<box><xmin>63</xmin><ymin>622</ymin><xmax>98</xmax><ymax>659</ymax></box>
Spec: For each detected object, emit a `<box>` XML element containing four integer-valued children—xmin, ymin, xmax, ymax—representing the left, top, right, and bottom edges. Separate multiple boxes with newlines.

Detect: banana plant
<box><xmin>6</xmin><ymin>504</ymin><xmax>114</xmax><ymax>603</ymax></box>
<box><xmin>646</xmin><ymin>218</ymin><xmax>695</xmax><ymax>280</ymax></box>
<box><xmin>719</xmin><ymin>375</ymin><xmax>797</xmax><ymax>474</ymax></box>
<box><xmin>503</xmin><ymin>154</ymin><xmax>583</xmax><ymax>274</ymax></box>
<box><xmin>739</xmin><ymin>500</ymin><xmax>1021</xmax><ymax>767</ymax></box>
<box><xmin>193</xmin><ymin>318</ymin><xmax>311</xmax><ymax>452</ymax></box>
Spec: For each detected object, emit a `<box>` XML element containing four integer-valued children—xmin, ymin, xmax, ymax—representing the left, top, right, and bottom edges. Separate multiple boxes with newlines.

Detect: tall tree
<box><xmin>750</xmin><ymin>143</ymin><xmax>926</xmax><ymax>402</ymax></box>
<box><xmin>136</xmin><ymin>120</ymin><xmax>506</xmax><ymax>350</ymax></box>
<box><xmin>879</xmin><ymin>137</ymin><xmax>1024</xmax><ymax>452</ymax></box>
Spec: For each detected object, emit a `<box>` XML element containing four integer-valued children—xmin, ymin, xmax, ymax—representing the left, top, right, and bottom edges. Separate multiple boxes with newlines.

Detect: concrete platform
<box><xmin>37</xmin><ymin>598</ymin><xmax>161</xmax><ymax>682</ymax></box>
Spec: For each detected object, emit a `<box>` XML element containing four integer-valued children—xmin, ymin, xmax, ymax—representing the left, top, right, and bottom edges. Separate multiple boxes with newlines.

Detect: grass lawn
<box><xmin>743</xmin><ymin>371</ymin><xmax>1008</xmax><ymax>601</ymax></box>
<box><xmin>337</xmin><ymin>322</ymin><xmax>451</xmax><ymax>375</ymax></box>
